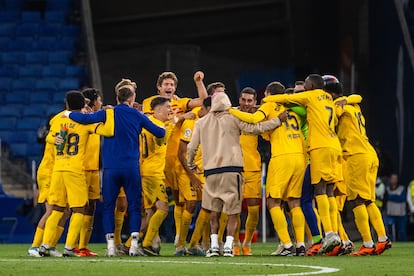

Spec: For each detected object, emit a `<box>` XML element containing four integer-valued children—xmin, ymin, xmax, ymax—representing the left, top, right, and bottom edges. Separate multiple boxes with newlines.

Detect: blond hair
<box><xmin>115</xmin><ymin>78</ymin><xmax>137</xmax><ymax>94</ymax></box>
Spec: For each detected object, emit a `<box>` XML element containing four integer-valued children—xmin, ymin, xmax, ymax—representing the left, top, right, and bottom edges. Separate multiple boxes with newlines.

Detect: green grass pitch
<box><xmin>0</xmin><ymin>242</ymin><xmax>413</xmax><ymax>275</ymax></box>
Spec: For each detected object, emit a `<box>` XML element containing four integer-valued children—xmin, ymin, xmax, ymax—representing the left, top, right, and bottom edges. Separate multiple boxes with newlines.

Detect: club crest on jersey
<box><xmin>184</xmin><ymin>128</ymin><xmax>192</xmax><ymax>139</ymax></box>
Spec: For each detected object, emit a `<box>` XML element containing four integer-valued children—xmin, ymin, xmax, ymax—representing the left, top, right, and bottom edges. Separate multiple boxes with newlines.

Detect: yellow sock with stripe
<box><xmin>142</xmin><ymin>209</ymin><xmax>168</xmax><ymax>247</ymax></box>
<box><xmin>32</xmin><ymin>227</ymin><xmax>44</xmax><ymax>247</ymax></box>
<box><xmin>244</xmin><ymin>205</ymin><xmax>259</xmax><ymax>244</ymax></box>
<box><xmin>65</xmin><ymin>212</ymin><xmax>84</xmax><ymax>249</ymax></box>
<box><xmin>189</xmin><ymin>208</ymin><xmax>210</xmax><ymax>248</ymax></box>
<box><xmin>352</xmin><ymin>204</ymin><xmax>372</xmax><ymax>242</ymax></box>
<box><xmin>42</xmin><ymin>210</ymin><xmax>63</xmax><ymax>246</ymax></box>
<box><xmin>174</xmin><ymin>205</ymin><xmax>183</xmax><ymax>239</ymax></box>
<box><xmin>218</xmin><ymin>213</ymin><xmax>228</xmax><ymax>244</ymax></box>
<box><xmin>366</xmin><ymin>202</ymin><xmax>387</xmax><ymax>238</ymax></box>
<box><xmin>79</xmin><ymin>215</ymin><xmax>93</xmax><ymax>249</ymax></box>
<box><xmin>114</xmin><ymin>209</ymin><xmax>125</xmax><ymax>245</ymax></box>
<box><xmin>269</xmin><ymin>206</ymin><xmax>291</xmax><ymax>245</ymax></box>
<box><xmin>177</xmin><ymin>210</ymin><xmax>193</xmax><ymax>247</ymax></box>
<box><xmin>291</xmin><ymin>206</ymin><xmax>305</xmax><ymax>245</ymax></box>
<box><xmin>315</xmin><ymin>194</ymin><xmax>332</xmax><ymax>233</ymax></box>
<box><xmin>337</xmin><ymin>212</ymin><xmax>349</xmax><ymax>241</ymax></box>
<box><xmin>328</xmin><ymin>196</ymin><xmax>339</xmax><ymax>232</ymax></box>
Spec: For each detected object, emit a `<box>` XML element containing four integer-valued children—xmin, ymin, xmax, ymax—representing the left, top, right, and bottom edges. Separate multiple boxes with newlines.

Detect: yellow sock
<box><xmin>125</xmin><ymin>236</ymin><xmax>131</xmax><ymax>248</ymax></box>
<box><xmin>114</xmin><ymin>210</ymin><xmax>125</xmax><ymax>245</ymax></box>
<box><xmin>42</xmin><ymin>210</ymin><xmax>63</xmax><ymax>246</ymax></box>
<box><xmin>79</xmin><ymin>215</ymin><xmax>93</xmax><ymax>249</ymax></box>
<box><xmin>32</xmin><ymin>227</ymin><xmax>44</xmax><ymax>247</ymax></box>
<box><xmin>366</xmin><ymin>202</ymin><xmax>387</xmax><ymax>238</ymax></box>
<box><xmin>352</xmin><ymin>204</ymin><xmax>372</xmax><ymax>242</ymax></box>
<box><xmin>269</xmin><ymin>206</ymin><xmax>291</xmax><ymax>245</ymax></box>
<box><xmin>174</xmin><ymin>205</ymin><xmax>183</xmax><ymax>238</ymax></box>
<box><xmin>315</xmin><ymin>194</ymin><xmax>332</xmax><ymax>233</ymax></box>
<box><xmin>142</xmin><ymin>209</ymin><xmax>168</xmax><ymax>247</ymax></box>
<box><xmin>328</xmin><ymin>196</ymin><xmax>338</xmax><ymax>232</ymax></box>
<box><xmin>177</xmin><ymin>210</ymin><xmax>193</xmax><ymax>247</ymax></box>
<box><xmin>51</xmin><ymin>226</ymin><xmax>65</xmax><ymax>247</ymax></box>
<box><xmin>189</xmin><ymin>208</ymin><xmax>210</xmax><ymax>248</ymax></box>
<box><xmin>314</xmin><ymin>207</ymin><xmax>322</xmax><ymax>235</ymax></box>
<box><xmin>291</xmin><ymin>206</ymin><xmax>305</xmax><ymax>244</ymax></box>
<box><xmin>65</xmin><ymin>212</ymin><xmax>84</xmax><ymax>249</ymax></box>
<box><xmin>234</xmin><ymin>215</ymin><xmax>241</xmax><ymax>244</ymax></box>
<box><xmin>337</xmin><ymin>212</ymin><xmax>349</xmax><ymax>241</ymax></box>
<box><xmin>244</xmin><ymin>205</ymin><xmax>259</xmax><ymax>244</ymax></box>
<box><xmin>218</xmin><ymin>213</ymin><xmax>228</xmax><ymax>244</ymax></box>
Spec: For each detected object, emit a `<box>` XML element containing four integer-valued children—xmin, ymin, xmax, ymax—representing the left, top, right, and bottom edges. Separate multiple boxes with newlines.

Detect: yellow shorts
<box><xmin>37</xmin><ymin>173</ymin><xmax>51</xmax><ymax>204</ymax></box>
<box><xmin>48</xmin><ymin>171</ymin><xmax>88</xmax><ymax>208</ymax></box>
<box><xmin>266</xmin><ymin>153</ymin><xmax>306</xmax><ymax>200</ymax></box>
<box><xmin>85</xmin><ymin>170</ymin><xmax>100</xmax><ymax>200</ymax></box>
<box><xmin>177</xmin><ymin>169</ymin><xmax>203</xmax><ymax>203</ymax></box>
<box><xmin>310</xmin><ymin>148</ymin><xmax>343</xmax><ymax>184</ymax></box>
<box><xmin>345</xmin><ymin>153</ymin><xmax>378</xmax><ymax>201</ymax></box>
<box><xmin>242</xmin><ymin>171</ymin><xmax>261</xmax><ymax>199</ymax></box>
<box><xmin>142</xmin><ymin>175</ymin><xmax>168</xmax><ymax>209</ymax></box>
<box><xmin>164</xmin><ymin>158</ymin><xmax>179</xmax><ymax>191</ymax></box>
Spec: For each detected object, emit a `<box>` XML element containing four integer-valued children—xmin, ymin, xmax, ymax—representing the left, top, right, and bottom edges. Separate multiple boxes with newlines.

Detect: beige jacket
<box><xmin>187</xmin><ymin>92</ymin><xmax>282</xmax><ymax>176</ymax></box>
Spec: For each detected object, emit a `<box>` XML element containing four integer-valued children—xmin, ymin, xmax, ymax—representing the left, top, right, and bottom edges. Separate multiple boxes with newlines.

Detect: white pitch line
<box><xmin>0</xmin><ymin>258</ymin><xmax>339</xmax><ymax>275</ymax></box>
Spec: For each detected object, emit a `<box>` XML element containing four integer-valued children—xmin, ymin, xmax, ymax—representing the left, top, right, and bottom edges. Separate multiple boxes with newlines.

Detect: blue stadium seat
<box><xmin>0</xmin><ymin>117</ymin><xmax>16</xmax><ymax>130</ymax></box>
<box><xmin>42</xmin><ymin>64</ymin><xmax>66</xmax><ymax>77</ymax></box>
<box><xmin>1</xmin><ymin>51</ymin><xmax>25</xmax><ymax>65</ymax></box>
<box><xmin>33</xmin><ymin>37</ymin><xmax>58</xmax><ymax>51</ymax></box>
<box><xmin>29</xmin><ymin>91</ymin><xmax>51</xmax><ymax>104</ymax></box>
<box><xmin>11</xmin><ymin>78</ymin><xmax>36</xmax><ymax>91</ymax></box>
<box><xmin>0</xmin><ymin>105</ymin><xmax>21</xmax><ymax>118</ymax></box>
<box><xmin>4</xmin><ymin>0</ymin><xmax>24</xmax><ymax>11</ymax></box>
<box><xmin>21</xmin><ymin>11</ymin><xmax>42</xmax><ymax>23</ymax></box>
<box><xmin>44</xmin><ymin>11</ymin><xmax>66</xmax><ymax>24</ymax></box>
<box><xmin>0</xmin><ymin>130</ymin><xmax>13</xmax><ymax>144</ymax></box>
<box><xmin>0</xmin><ymin>37</ymin><xmax>9</xmax><ymax>50</ymax></box>
<box><xmin>54</xmin><ymin>37</ymin><xmax>76</xmax><ymax>51</ymax></box>
<box><xmin>35</xmin><ymin>78</ymin><xmax>58</xmax><ymax>92</ymax></box>
<box><xmin>48</xmin><ymin>51</ymin><xmax>72</xmax><ymax>64</ymax></box>
<box><xmin>25</xmin><ymin>51</ymin><xmax>48</xmax><ymax>65</ymax></box>
<box><xmin>47</xmin><ymin>104</ymin><xmax>64</xmax><ymax>115</ymax></box>
<box><xmin>9</xmin><ymin>143</ymin><xmax>28</xmax><ymax>157</ymax></box>
<box><xmin>58</xmin><ymin>78</ymin><xmax>80</xmax><ymax>91</ymax></box>
<box><xmin>5</xmin><ymin>91</ymin><xmax>29</xmax><ymax>104</ymax></box>
<box><xmin>15</xmin><ymin>24</ymin><xmax>39</xmax><ymax>38</ymax></box>
<box><xmin>38</xmin><ymin>23</ymin><xmax>63</xmax><ymax>38</ymax></box>
<box><xmin>19</xmin><ymin>65</ymin><xmax>43</xmax><ymax>78</ymax></box>
<box><xmin>52</xmin><ymin>91</ymin><xmax>67</xmax><ymax>104</ymax></box>
<box><xmin>0</xmin><ymin>66</ymin><xmax>17</xmax><ymax>78</ymax></box>
<box><xmin>61</xmin><ymin>25</ymin><xmax>81</xmax><ymax>38</ymax></box>
<box><xmin>0</xmin><ymin>77</ymin><xmax>12</xmax><ymax>91</ymax></box>
<box><xmin>9</xmin><ymin>131</ymin><xmax>36</xmax><ymax>143</ymax></box>
<box><xmin>22</xmin><ymin>104</ymin><xmax>48</xmax><ymax>118</ymax></box>
<box><xmin>0</xmin><ymin>23</ymin><xmax>16</xmax><ymax>37</ymax></box>
<box><xmin>7</xmin><ymin>38</ymin><xmax>34</xmax><ymax>51</ymax></box>
<box><xmin>16</xmin><ymin>118</ymin><xmax>42</xmax><ymax>130</ymax></box>
<box><xmin>65</xmin><ymin>65</ymin><xmax>84</xmax><ymax>78</ymax></box>
<box><xmin>0</xmin><ymin>11</ymin><xmax>20</xmax><ymax>23</ymax></box>
<box><xmin>46</xmin><ymin>0</ymin><xmax>72</xmax><ymax>12</ymax></box>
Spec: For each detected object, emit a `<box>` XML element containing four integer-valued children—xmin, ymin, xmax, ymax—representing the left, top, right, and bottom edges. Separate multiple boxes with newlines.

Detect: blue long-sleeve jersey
<box><xmin>69</xmin><ymin>104</ymin><xmax>165</xmax><ymax>169</ymax></box>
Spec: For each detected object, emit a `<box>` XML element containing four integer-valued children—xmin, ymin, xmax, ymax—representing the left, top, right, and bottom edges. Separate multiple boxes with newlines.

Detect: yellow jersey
<box><xmin>179</xmin><ymin>117</ymin><xmax>203</xmax><ymax>171</ymax></box>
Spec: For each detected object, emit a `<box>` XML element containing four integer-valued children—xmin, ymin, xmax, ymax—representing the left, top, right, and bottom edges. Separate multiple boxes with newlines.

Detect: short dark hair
<box><xmin>117</xmin><ymin>86</ymin><xmax>135</xmax><ymax>103</ymax></box>
<box><xmin>294</xmin><ymin>80</ymin><xmax>305</xmax><ymax>86</ymax></box>
<box><xmin>306</xmin><ymin>74</ymin><xmax>324</xmax><ymax>89</ymax></box>
<box><xmin>202</xmin><ymin>96</ymin><xmax>212</xmax><ymax>109</ymax></box>
<box><xmin>150</xmin><ymin>96</ymin><xmax>170</xmax><ymax>110</ymax></box>
<box><xmin>265</xmin><ymin>81</ymin><xmax>285</xmax><ymax>95</ymax></box>
<box><xmin>65</xmin><ymin>90</ymin><xmax>85</xmax><ymax>111</ymax></box>
<box><xmin>206</xmin><ymin>82</ymin><xmax>225</xmax><ymax>95</ymax></box>
<box><xmin>81</xmin><ymin>88</ymin><xmax>100</xmax><ymax>107</ymax></box>
<box><xmin>324</xmin><ymin>82</ymin><xmax>343</xmax><ymax>96</ymax></box>
<box><xmin>240</xmin><ymin>87</ymin><xmax>257</xmax><ymax>99</ymax></box>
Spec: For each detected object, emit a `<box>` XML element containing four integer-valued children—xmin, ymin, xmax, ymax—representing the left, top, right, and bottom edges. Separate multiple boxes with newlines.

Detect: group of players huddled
<box><xmin>27</xmin><ymin>70</ymin><xmax>392</xmax><ymax>258</ymax></box>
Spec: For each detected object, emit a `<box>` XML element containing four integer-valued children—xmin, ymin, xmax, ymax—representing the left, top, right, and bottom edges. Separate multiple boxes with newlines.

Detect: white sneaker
<box><xmin>205</xmin><ymin>247</ymin><xmax>220</xmax><ymax>257</ymax></box>
<box><xmin>319</xmin><ymin>232</ymin><xmax>341</xmax><ymax>255</ymax></box>
<box><xmin>63</xmin><ymin>247</ymin><xmax>79</xmax><ymax>257</ymax></box>
<box><xmin>271</xmin><ymin>243</ymin><xmax>285</xmax><ymax>256</ymax></box>
<box><xmin>49</xmin><ymin>248</ymin><xmax>63</xmax><ymax>257</ymax></box>
<box><xmin>129</xmin><ymin>245</ymin><xmax>144</xmax><ymax>256</ymax></box>
<box><xmin>28</xmin><ymin>247</ymin><xmax>41</xmax><ymax>257</ymax></box>
<box><xmin>223</xmin><ymin>247</ymin><xmax>234</xmax><ymax>257</ymax></box>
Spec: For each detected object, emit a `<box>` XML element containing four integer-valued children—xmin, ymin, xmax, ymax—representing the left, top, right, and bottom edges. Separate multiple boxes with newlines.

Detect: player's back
<box><xmin>49</xmin><ymin>115</ymin><xmax>95</xmax><ymax>174</ymax></box>
<box><xmin>336</xmin><ymin>103</ymin><xmax>376</xmax><ymax>156</ymax></box>
<box><xmin>266</xmin><ymin>103</ymin><xmax>305</xmax><ymax>157</ymax></box>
